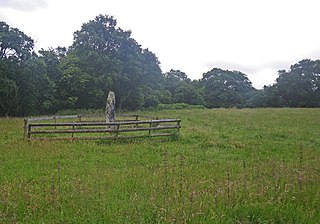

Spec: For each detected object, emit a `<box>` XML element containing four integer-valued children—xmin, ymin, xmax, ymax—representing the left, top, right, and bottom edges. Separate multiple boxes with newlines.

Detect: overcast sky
<box><xmin>1</xmin><ymin>0</ymin><xmax>320</xmax><ymax>89</ymax></box>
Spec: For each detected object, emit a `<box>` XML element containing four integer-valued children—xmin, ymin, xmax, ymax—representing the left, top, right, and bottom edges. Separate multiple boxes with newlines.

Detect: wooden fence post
<box><xmin>54</xmin><ymin>116</ymin><xmax>57</xmax><ymax>129</ymax></box>
<box><xmin>115</xmin><ymin>124</ymin><xmax>120</xmax><ymax>138</ymax></box>
<box><xmin>24</xmin><ymin>118</ymin><xmax>29</xmax><ymax>140</ymax></box>
<box><xmin>78</xmin><ymin>115</ymin><xmax>82</xmax><ymax>129</ymax></box>
<box><xmin>135</xmin><ymin>115</ymin><xmax>139</xmax><ymax>128</ymax></box>
<box><xmin>177</xmin><ymin>120</ymin><xmax>181</xmax><ymax>133</ymax></box>
<box><xmin>72</xmin><ymin>122</ymin><xmax>75</xmax><ymax>138</ymax></box>
<box><xmin>149</xmin><ymin>122</ymin><xmax>152</xmax><ymax>135</ymax></box>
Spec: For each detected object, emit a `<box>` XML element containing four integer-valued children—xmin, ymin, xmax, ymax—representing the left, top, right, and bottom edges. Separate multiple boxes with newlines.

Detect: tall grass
<box><xmin>1</xmin><ymin>108</ymin><xmax>320</xmax><ymax>223</ymax></box>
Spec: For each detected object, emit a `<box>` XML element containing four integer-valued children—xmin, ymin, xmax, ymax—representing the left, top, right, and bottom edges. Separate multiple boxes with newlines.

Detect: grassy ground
<box><xmin>1</xmin><ymin>108</ymin><xmax>320</xmax><ymax>223</ymax></box>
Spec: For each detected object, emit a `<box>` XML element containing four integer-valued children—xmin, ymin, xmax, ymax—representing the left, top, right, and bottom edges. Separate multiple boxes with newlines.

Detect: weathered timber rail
<box><xmin>24</xmin><ymin>114</ymin><xmax>181</xmax><ymax>141</ymax></box>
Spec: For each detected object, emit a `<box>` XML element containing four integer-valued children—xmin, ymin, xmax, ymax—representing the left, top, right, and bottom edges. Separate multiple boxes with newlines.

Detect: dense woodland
<box><xmin>1</xmin><ymin>15</ymin><xmax>320</xmax><ymax>116</ymax></box>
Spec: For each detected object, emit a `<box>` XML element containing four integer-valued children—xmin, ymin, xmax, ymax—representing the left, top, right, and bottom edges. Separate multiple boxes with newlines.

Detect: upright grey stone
<box><xmin>106</xmin><ymin>91</ymin><xmax>116</xmax><ymax>123</ymax></box>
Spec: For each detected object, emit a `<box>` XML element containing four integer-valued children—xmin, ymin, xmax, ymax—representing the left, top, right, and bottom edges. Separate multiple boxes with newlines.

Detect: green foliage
<box><xmin>142</xmin><ymin>87</ymin><xmax>161</xmax><ymax>108</ymax></box>
<box><xmin>202</xmin><ymin>68</ymin><xmax>256</xmax><ymax>108</ymax></box>
<box><xmin>247</xmin><ymin>86</ymin><xmax>280</xmax><ymax>108</ymax></box>
<box><xmin>0</xmin><ymin>60</ymin><xmax>18</xmax><ymax>115</ymax></box>
<box><xmin>276</xmin><ymin>59</ymin><xmax>320</xmax><ymax>107</ymax></box>
<box><xmin>38</xmin><ymin>47</ymin><xmax>66</xmax><ymax>83</ymax></box>
<box><xmin>0</xmin><ymin>21</ymin><xmax>34</xmax><ymax>61</ymax></box>
<box><xmin>249</xmin><ymin>59</ymin><xmax>320</xmax><ymax>108</ymax></box>
<box><xmin>164</xmin><ymin>70</ymin><xmax>204</xmax><ymax>105</ymax></box>
<box><xmin>2</xmin><ymin>17</ymin><xmax>320</xmax><ymax>117</ymax></box>
<box><xmin>174</xmin><ymin>82</ymin><xmax>204</xmax><ymax>105</ymax></box>
<box><xmin>156</xmin><ymin>103</ymin><xmax>205</xmax><ymax>110</ymax></box>
<box><xmin>1</xmin><ymin>109</ymin><xmax>320</xmax><ymax>223</ymax></box>
<box><xmin>123</xmin><ymin>88</ymin><xmax>145</xmax><ymax>111</ymax></box>
<box><xmin>68</xmin><ymin>15</ymin><xmax>163</xmax><ymax>111</ymax></box>
<box><xmin>58</xmin><ymin>53</ymin><xmax>93</xmax><ymax>109</ymax></box>
<box><xmin>0</xmin><ymin>21</ymin><xmax>35</xmax><ymax>116</ymax></box>
<box><xmin>0</xmin><ymin>76</ymin><xmax>17</xmax><ymax>115</ymax></box>
<box><xmin>55</xmin><ymin>108</ymin><xmax>103</xmax><ymax>116</ymax></box>
<box><xmin>158</xmin><ymin>89</ymin><xmax>172</xmax><ymax>104</ymax></box>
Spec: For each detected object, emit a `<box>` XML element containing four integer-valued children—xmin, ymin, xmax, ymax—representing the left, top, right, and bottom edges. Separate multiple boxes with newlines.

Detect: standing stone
<box><xmin>106</xmin><ymin>91</ymin><xmax>116</xmax><ymax>123</ymax></box>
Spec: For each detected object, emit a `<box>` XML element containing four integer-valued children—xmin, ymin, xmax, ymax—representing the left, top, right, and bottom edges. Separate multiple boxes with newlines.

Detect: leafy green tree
<box><xmin>38</xmin><ymin>47</ymin><xmax>67</xmax><ymax>112</ymax></box>
<box><xmin>72</xmin><ymin>15</ymin><xmax>122</xmax><ymax>56</ymax></box>
<box><xmin>67</xmin><ymin>14</ymin><xmax>163</xmax><ymax>111</ymax></box>
<box><xmin>164</xmin><ymin>69</ymin><xmax>189</xmax><ymax>94</ymax></box>
<box><xmin>141</xmin><ymin>87</ymin><xmax>161</xmax><ymax>108</ymax></box>
<box><xmin>140</xmin><ymin>49</ymin><xmax>163</xmax><ymax>88</ymax></box>
<box><xmin>38</xmin><ymin>47</ymin><xmax>66</xmax><ymax>83</ymax></box>
<box><xmin>158</xmin><ymin>89</ymin><xmax>172</xmax><ymax>104</ymax></box>
<box><xmin>163</xmin><ymin>69</ymin><xmax>204</xmax><ymax>105</ymax></box>
<box><xmin>58</xmin><ymin>53</ymin><xmax>92</xmax><ymax>109</ymax></box>
<box><xmin>202</xmin><ymin>68</ymin><xmax>255</xmax><ymax>108</ymax></box>
<box><xmin>123</xmin><ymin>88</ymin><xmax>145</xmax><ymax>110</ymax></box>
<box><xmin>163</xmin><ymin>70</ymin><xmax>188</xmax><ymax>101</ymax></box>
<box><xmin>246</xmin><ymin>85</ymin><xmax>280</xmax><ymax>108</ymax></box>
<box><xmin>68</xmin><ymin>15</ymin><xmax>131</xmax><ymax>109</ymax></box>
<box><xmin>173</xmin><ymin>82</ymin><xmax>204</xmax><ymax>105</ymax></box>
<box><xmin>16</xmin><ymin>56</ymin><xmax>55</xmax><ymax>115</ymax></box>
<box><xmin>0</xmin><ymin>61</ymin><xmax>18</xmax><ymax>115</ymax></box>
<box><xmin>0</xmin><ymin>21</ymin><xmax>34</xmax><ymax>61</ymax></box>
<box><xmin>0</xmin><ymin>21</ymin><xmax>35</xmax><ymax>116</ymax></box>
<box><xmin>275</xmin><ymin>59</ymin><xmax>320</xmax><ymax>107</ymax></box>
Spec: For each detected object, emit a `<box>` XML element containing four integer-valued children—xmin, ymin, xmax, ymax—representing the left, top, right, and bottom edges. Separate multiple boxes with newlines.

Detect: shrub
<box><xmin>156</xmin><ymin>103</ymin><xmax>205</xmax><ymax>110</ymax></box>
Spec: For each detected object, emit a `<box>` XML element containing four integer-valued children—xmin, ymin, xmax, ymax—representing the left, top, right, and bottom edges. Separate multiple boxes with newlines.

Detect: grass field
<box><xmin>1</xmin><ymin>108</ymin><xmax>320</xmax><ymax>223</ymax></box>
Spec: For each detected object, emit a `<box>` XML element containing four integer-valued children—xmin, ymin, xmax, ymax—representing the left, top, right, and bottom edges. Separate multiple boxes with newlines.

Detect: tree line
<box><xmin>1</xmin><ymin>15</ymin><xmax>320</xmax><ymax>116</ymax></box>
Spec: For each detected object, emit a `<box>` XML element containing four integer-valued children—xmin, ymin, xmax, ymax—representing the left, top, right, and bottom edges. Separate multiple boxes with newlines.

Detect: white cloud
<box><xmin>0</xmin><ymin>0</ymin><xmax>48</xmax><ymax>12</ymax></box>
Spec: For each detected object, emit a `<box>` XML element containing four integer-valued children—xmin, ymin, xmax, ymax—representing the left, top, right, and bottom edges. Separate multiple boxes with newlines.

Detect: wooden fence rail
<box><xmin>24</xmin><ymin>115</ymin><xmax>181</xmax><ymax>141</ymax></box>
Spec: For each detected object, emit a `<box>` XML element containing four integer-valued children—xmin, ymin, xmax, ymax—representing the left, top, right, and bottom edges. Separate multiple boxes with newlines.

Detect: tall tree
<box><xmin>0</xmin><ymin>21</ymin><xmax>34</xmax><ymax>61</ymax></box>
<box><xmin>0</xmin><ymin>59</ymin><xmax>18</xmax><ymax>115</ymax></box>
<box><xmin>275</xmin><ymin>59</ymin><xmax>320</xmax><ymax>107</ymax></box>
<box><xmin>202</xmin><ymin>68</ymin><xmax>255</xmax><ymax>108</ymax></box>
<box><xmin>66</xmin><ymin>14</ymin><xmax>163</xmax><ymax>110</ymax></box>
<box><xmin>163</xmin><ymin>69</ymin><xmax>204</xmax><ymax>105</ymax></box>
<box><xmin>16</xmin><ymin>55</ymin><xmax>55</xmax><ymax>115</ymax></box>
<box><xmin>38</xmin><ymin>47</ymin><xmax>66</xmax><ymax>83</ymax></box>
<box><xmin>173</xmin><ymin>82</ymin><xmax>204</xmax><ymax>105</ymax></box>
<box><xmin>164</xmin><ymin>69</ymin><xmax>189</xmax><ymax>98</ymax></box>
<box><xmin>0</xmin><ymin>21</ymin><xmax>34</xmax><ymax>116</ymax></box>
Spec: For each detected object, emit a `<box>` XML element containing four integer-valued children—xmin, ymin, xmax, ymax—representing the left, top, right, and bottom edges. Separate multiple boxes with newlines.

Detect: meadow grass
<box><xmin>0</xmin><ymin>108</ymin><xmax>320</xmax><ymax>223</ymax></box>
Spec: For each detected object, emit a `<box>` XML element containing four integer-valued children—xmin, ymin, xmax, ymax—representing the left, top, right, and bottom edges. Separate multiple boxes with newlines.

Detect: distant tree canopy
<box><xmin>1</xmin><ymin>16</ymin><xmax>320</xmax><ymax>116</ymax></box>
<box><xmin>275</xmin><ymin>59</ymin><xmax>320</xmax><ymax>107</ymax></box>
<box><xmin>163</xmin><ymin>70</ymin><xmax>204</xmax><ymax>105</ymax></box>
<box><xmin>202</xmin><ymin>68</ymin><xmax>256</xmax><ymax>108</ymax></box>
<box><xmin>251</xmin><ymin>59</ymin><xmax>320</xmax><ymax>108</ymax></box>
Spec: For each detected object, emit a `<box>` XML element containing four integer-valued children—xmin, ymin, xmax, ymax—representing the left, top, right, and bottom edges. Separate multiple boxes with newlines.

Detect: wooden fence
<box><xmin>24</xmin><ymin>114</ymin><xmax>181</xmax><ymax>141</ymax></box>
